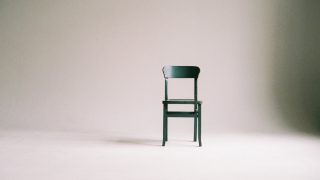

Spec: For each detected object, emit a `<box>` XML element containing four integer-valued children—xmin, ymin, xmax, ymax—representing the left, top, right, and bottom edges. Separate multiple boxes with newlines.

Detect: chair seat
<box><xmin>163</xmin><ymin>99</ymin><xmax>202</xmax><ymax>104</ymax></box>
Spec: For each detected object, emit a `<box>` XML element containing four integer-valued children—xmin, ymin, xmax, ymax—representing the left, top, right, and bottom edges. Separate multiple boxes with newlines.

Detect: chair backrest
<box><xmin>162</xmin><ymin>66</ymin><xmax>200</xmax><ymax>79</ymax></box>
<box><xmin>162</xmin><ymin>66</ymin><xmax>200</xmax><ymax>100</ymax></box>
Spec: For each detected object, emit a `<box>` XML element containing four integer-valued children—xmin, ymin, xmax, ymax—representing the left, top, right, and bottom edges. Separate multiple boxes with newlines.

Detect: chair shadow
<box><xmin>108</xmin><ymin>137</ymin><xmax>162</xmax><ymax>146</ymax></box>
<box><xmin>108</xmin><ymin>137</ymin><xmax>198</xmax><ymax>147</ymax></box>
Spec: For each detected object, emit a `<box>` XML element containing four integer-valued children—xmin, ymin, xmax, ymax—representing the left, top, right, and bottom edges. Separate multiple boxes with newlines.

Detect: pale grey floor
<box><xmin>0</xmin><ymin>130</ymin><xmax>320</xmax><ymax>180</ymax></box>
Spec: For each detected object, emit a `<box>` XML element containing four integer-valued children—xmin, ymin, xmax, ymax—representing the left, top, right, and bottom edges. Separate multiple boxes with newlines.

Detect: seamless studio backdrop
<box><xmin>0</xmin><ymin>0</ymin><xmax>320</xmax><ymax>179</ymax></box>
<box><xmin>1</xmin><ymin>0</ymin><xmax>319</xmax><ymax>135</ymax></box>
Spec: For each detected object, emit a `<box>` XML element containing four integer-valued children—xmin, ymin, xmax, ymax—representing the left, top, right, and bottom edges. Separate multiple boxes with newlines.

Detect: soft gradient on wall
<box><xmin>1</xmin><ymin>0</ymin><xmax>319</xmax><ymax>135</ymax></box>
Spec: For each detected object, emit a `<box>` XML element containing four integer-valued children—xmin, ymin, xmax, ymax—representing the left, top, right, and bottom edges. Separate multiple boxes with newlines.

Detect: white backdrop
<box><xmin>1</xmin><ymin>0</ymin><xmax>319</xmax><ymax>135</ymax></box>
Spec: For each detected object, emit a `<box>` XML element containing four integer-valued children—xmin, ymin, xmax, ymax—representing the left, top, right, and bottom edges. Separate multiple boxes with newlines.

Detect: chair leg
<box><xmin>165</xmin><ymin>118</ymin><xmax>168</xmax><ymax>141</ymax></box>
<box><xmin>165</xmin><ymin>104</ymin><xmax>168</xmax><ymax>141</ymax></box>
<box><xmin>162</xmin><ymin>104</ymin><xmax>166</xmax><ymax>146</ymax></box>
<box><xmin>198</xmin><ymin>104</ymin><xmax>202</xmax><ymax>147</ymax></box>
<box><xmin>193</xmin><ymin>114</ymin><xmax>197</xmax><ymax>141</ymax></box>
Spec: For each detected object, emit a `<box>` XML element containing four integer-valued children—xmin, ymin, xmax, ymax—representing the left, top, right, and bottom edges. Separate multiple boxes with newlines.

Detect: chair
<box><xmin>162</xmin><ymin>66</ymin><xmax>202</xmax><ymax>147</ymax></box>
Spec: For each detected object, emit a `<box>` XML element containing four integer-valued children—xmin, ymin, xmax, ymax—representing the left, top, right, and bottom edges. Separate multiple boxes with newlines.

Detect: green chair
<box><xmin>162</xmin><ymin>66</ymin><xmax>202</xmax><ymax>147</ymax></box>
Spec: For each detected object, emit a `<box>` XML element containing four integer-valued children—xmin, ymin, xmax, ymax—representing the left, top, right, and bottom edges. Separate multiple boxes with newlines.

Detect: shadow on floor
<box><xmin>109</xmin><ymin>137</ymin><xmax>162</xmax><ymax>146</ymax></box>
<box><xmin>107</xmin><ymin>137</ymin><xmax>198</xmax><ymax>147</ymax></box>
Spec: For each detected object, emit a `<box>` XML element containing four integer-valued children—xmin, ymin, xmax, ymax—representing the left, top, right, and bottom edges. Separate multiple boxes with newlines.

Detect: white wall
<box><xmin>1</xmin><ymin>0</ymin><xmax>319</xmax><ymax>135</ymax></box>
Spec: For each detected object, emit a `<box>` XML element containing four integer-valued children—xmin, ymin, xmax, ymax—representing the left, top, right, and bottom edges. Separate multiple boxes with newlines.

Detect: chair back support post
<box><xmin>194</xmin><ymin>78</ymin><xmax>198</xmax><ymax>110</ymax></box>
<box><xmin>165</xmin><ymin>79</ymin><xmax>168</xmax><ymax>100</ymax></box>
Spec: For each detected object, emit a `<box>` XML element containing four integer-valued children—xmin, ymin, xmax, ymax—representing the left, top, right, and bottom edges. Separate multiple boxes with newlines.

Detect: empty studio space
<box><xmin>1</xmin><ymin>0</ymin><xmax>320</xmax><ymax>180</ymax></box>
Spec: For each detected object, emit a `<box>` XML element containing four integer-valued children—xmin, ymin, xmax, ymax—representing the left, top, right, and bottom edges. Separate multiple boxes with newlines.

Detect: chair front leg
<box><xmin>194</xmin><ymin>112</ymin><xmax>197</xmax><ymax>142</ymax></box>
<box><xmin>198</xmin><ymin>104</ymin><xmax>202</xmax><ymax>147</ymax></box>
<box><xmin>164</xmin><ymin>104</ymin><xmax>168</xmax><ymax>141</ymax></box>
<box><xmin>162</xmin><ymin>104</ymin><xmax>166</xmax><ymax>146</ymax></box>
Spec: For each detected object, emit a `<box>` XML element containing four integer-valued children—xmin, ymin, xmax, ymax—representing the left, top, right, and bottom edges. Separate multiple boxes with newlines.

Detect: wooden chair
<box><xmin>162</xmin><ymin>66</ymin><xmax>202</xmax><ymax>147</ymax></box>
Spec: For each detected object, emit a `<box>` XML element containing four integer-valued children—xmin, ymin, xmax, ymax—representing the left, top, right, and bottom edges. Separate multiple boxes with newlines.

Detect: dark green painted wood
<box><xmin>162</xmin><ymin>104</ymin><xmax>166</xmax><ymax>146</ymax></box>
<box><xmin>165</xmin><ymin>79</ymin><xmax>168</xmax><ymax>100</ymax></box>
<box><xmin>165</xmin><ymin>104</ymin><xmax>168</xmax><ymax>141</ymax></box>
<box><xmin>162</xmin><ymin>66</ymin><xmax>200</xmax><ymax>79</ymax></box>
<box><xmin>194</xmin><ymin>79</ymin><xmax>198</xmax><ymax>141</ymax></box>
<box><xmin>194</xmin><ymin>79</ymin><xmax>198</xmax><ymax>101</ymax></box>
<box><xmin>167</xmin><ymin>111</ymin><xmax>195</xmax><ymax>117</ymax></box>
<box><xmin>162</xmin><ymin>66</ymin><xmax>202</xmax><ymax>147</ymax></box>
<box><xmin>163</xmin><ymin>99</ymin><xmax>202</xmax><ymax>104</ymax></box>
<box><xmin>193</xmin><ymin>115</ymin><xmax>197</xmax><ymax>141</ymax></box>
<box><xmin>162</xmin><ymin>103</ymin><xmax>168</xmax><ymax>146</ymax></box>
<box><xmin>198</xmin><ymin>104</ymin><xmax>202</xmax><ymax>147</ymax></box>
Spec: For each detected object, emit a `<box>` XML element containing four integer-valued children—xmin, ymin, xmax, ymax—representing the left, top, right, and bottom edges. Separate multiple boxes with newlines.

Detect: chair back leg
<box><xmin>193</xmin><ymin>106</ymin><xmax>197</xmax><ymax>141</ymax></box>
